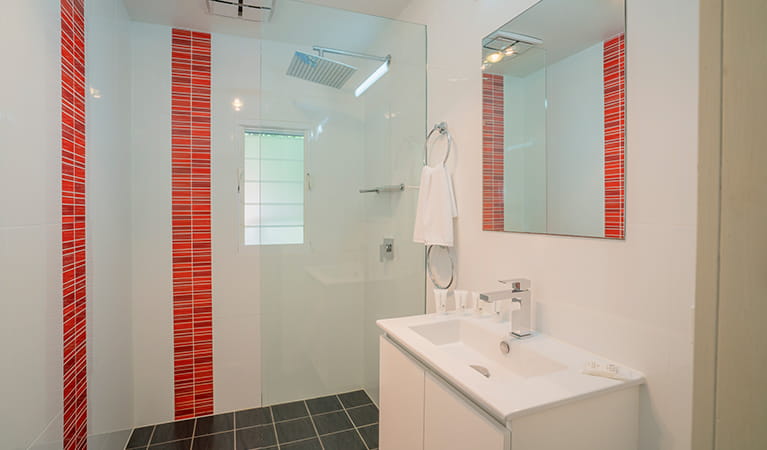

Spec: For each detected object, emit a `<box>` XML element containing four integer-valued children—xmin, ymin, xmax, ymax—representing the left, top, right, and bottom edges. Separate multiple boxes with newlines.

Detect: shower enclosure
<box><xmin>233</xmin><ymin>1</ymin><xmax>427</xmax><ymax>406</ymax></box>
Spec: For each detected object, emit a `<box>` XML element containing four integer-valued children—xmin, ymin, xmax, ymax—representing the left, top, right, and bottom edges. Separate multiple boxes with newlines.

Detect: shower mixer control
<box><xmin>380</xmin><ymin>238</ymin><xmax>395</xmax><ymax>262</ymax></box>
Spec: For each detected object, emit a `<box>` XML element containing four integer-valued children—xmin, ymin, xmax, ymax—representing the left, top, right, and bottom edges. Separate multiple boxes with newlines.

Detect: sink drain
<box><xmin>470</xmin><ymin>364</ymin><xmax>490</xmax><ymax>378</ymax></box>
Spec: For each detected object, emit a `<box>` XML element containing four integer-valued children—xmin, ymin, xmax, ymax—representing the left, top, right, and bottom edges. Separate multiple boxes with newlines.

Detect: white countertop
<box><xmin>377</xmin><ymin>313</ymin><xmax>645</xmax><ymax>422</ymax></box>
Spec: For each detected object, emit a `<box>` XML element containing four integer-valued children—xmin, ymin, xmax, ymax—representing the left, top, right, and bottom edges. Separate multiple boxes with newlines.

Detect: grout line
<box><xmin>189</xmin><ymin>419</ymin><xmax>196</xmax><ymax>450</ymax></box>
<box><xmin>269</xmin><ymin>406</ymin><xmax>281</xmax><ymax>449</ymax></box>
<box><xmin>340</xmin><ymin>403</ymin><xmax>370</xmax><ymax>450</ymax></box>
<box><xmin>304</xmin><ymin>400</ymin><xmax>326</xmax><ymax>450</ymax></box>
<box><xmin>146</xmin><ymin>425</ymin><xmax>156</xmax><ymax>449</ymax></box>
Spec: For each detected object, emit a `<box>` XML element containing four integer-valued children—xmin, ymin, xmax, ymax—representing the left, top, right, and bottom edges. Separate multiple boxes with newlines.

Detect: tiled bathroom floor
<box><xmin>125</xmin><ymin>390</ymin><xmax>379</xmax><ymax>450</ymax></box>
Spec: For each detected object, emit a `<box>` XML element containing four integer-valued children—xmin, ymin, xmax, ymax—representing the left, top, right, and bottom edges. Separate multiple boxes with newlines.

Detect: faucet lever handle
<box><xmin>499</xmin><ymin>278</ymin><xmax>530</xmax><ymax>292</ymax></box>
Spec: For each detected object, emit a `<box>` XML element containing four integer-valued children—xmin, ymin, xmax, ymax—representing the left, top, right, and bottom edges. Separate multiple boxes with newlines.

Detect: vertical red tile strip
<box><xmin>171</xmin><ymin>28</ymin><xmax>213</xmax><ymax>420</ymax></box>
<box><xmin>61</xmin><ymin>0</ymin><xmax>87</xmax><ymax>448</ymax></box>
<box><xmin>482</xmin><ymin>73</ymin><xmax>505</xmax><ymax>231</ymax></box>
<box><xmin>604</xmin><ymin>34</ymin><xmax>626</xmax><ymax>239</ymax></box>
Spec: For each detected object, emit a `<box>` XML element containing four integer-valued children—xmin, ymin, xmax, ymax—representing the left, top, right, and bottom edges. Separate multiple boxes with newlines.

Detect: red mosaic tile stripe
<box><xmin>171</xmin><ymin>28</ymin><xmax>213</xmax><ymax>420</ymax></box>
<box><xmin>604</xmin><ymin>34</ymin><xmax>626</xmax><ymax>239</ymax></box>
<box><xmin>482</xmin><ymin>73</ymin><xmax>505</xmax><ymax>231</ymax></box>
<box><xmin>61</xmin><ymin>0</ymin><xmax>87</xmax><ymax>448</ymax></box>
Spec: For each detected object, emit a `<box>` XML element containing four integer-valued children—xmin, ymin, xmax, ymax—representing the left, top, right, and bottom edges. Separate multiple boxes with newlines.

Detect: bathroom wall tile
<box><xmin>481</xmin><ymin>73</ymin><xmax>505</xmax><ymax>231</ymax></box>
<box><xmin>60</xmin><ymin>0</ymin><xmax>88</xmax><ymax>447</ymax></box>
<box><xmin>131</xmin><ymin>21</ymin><xmax>175</xmax><ymax>427</ymax></box>
<box><xmin>171</xmin><ymin>27</ymin><xmax>214</xmax><ymax>420</ymax></box>
<box><xmin>85</xmin><ymin>0</ymin><xmax>135</xmax><ymax>439</ymax></box>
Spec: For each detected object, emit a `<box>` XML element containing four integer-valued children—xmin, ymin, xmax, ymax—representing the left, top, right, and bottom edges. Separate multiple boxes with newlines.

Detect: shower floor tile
<box><xmin>125</xmin><ymin>390</ymin><xmax>379</xmax><ymax>450</ymax></box>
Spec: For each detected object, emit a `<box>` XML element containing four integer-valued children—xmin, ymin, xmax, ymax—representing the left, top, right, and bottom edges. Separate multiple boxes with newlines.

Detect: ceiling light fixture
<box><xmin>485</xmin><ymin>52</ymin><xmax>504</xmax><ymax>63</ymax></box>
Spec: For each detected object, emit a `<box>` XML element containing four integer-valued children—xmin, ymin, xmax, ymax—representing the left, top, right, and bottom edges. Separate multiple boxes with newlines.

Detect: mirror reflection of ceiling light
<box><xmin>503</xmin><ymin>47</ymin><xmax>516</xmax><ymax>56</ymax></box>
<box><xmin>232</xmin><ymin>97</ymin><xmax>243</xmax><ymax>111</ymax></box>
<box><xmin>485</xmin><ymin>52</ymin><xmax>504</xmax><ymax>63</ymax></box>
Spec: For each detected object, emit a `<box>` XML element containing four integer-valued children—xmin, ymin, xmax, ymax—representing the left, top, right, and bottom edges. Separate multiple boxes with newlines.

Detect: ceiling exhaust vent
<box><xmin>207</xmin><ymin>0</ymin><xmax>274</xmax><ymax>22</ymax></box>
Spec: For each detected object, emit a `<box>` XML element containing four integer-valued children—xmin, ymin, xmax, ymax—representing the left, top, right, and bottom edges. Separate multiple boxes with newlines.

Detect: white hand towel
<box><xmin>413</xmin><ymin>165</ymin><xmax>458</xmax><ymax>247</ymax></box>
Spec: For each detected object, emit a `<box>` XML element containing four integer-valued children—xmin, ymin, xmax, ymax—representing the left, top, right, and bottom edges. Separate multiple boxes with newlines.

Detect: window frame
<box><xmin>237</xmin><ymin>121</ymin><xmax>309</xmax><ymax>249</ymax></box>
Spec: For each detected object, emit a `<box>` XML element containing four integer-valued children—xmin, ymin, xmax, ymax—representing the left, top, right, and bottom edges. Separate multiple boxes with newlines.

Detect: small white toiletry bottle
<box><xmin>454</xmin><ymin>289</ymin><xmax>468</xmax><ymax>314</ymax></box>
<box><xmin>434</xmin><ymin>289</ymin><xmax>448</xmax><ymax>314</ymax></box>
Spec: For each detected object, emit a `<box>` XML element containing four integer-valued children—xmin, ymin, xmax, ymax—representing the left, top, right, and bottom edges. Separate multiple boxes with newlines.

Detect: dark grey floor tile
<box><xmin>358</xmin><ymin>424</ymin><xmax>379</xmax><ymax>449</ymax></box>
<box><xmin>305</xmin><ymin>395</ymin><xmax>342</xmax><ymax>415</ymax></box>
<box><xmin>311</xmin><ymin>411</ymin><xmax>353</xmax><ymax>435</ymax></box>
<box><xmin>235</xmin><ymin>424</ymin><xmax>277</xmax><ymax>450</ymax></box>
<box><xmin>270</xmin><ymin>401</ymin><xmax>308</xmax><ymax>421</ymax></box>
<box><xmin>346</xmin><ymin>404</ymin><xmax>378</xmax><ymax>427</ymax></box>
<box><xmin>235</xmin><ymin>407</ymin><xmax>272</xmax><ymax>428</ymax></box>
<box><xmin>279</xmin><ymin>438</ymin><xmax>322</xmax><ymax>450</ymax></box>
<box><xmin>320</xmin><ymin>430</ymin><xmax>366</xmax><ymax>450</ymax></box>
<box><xmin>127</xmin><ymin>425</ymin><xmax>154</xmax><ymax>448</ymax></box>
<box><xmin>195</xmin><ymin>413</ymin><xmax>234</xmax><ymax>436</ymax></box>
<box><xmin>151</xmin><ymin>419</ymin><xmax>195</xmax><ymax>444</ymax></box>
<box><xmin>191</xmin><ymin>431</ymin><xmax>234</xmax><ymax>450</ymax></box>
<box><xmin>338</xmin><ymin>390</ymin><xmax>372</xmax><ymax>408</ymax></box>
<box><xmin>274</xmin><ymin>417</ymin><xmax>316</xmax><ymax>443</ymax></box>
<box><xmin>148</xmin><ymin>439</ymin><xmax>192</xmax><ymax>450</ymax></box>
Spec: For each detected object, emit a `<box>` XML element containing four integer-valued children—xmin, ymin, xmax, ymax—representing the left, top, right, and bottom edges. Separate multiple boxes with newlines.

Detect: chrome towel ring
<box><xmin>423</xmin><ymin>121</ymin><xmax>455</xmax><ymax>289</ymax></box>
<box><xmin>427</xmin><ymin>244</ymin><xmax>455</xmax><ymax>289</ymax></box>
<box><xmin>424</xmin><ymin>121</ymin><xmax>452</xmax><ymax>167</ymax></box>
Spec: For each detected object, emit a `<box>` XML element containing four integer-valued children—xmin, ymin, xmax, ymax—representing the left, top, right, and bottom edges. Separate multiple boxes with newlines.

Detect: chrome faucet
<box><xmin>479</xmin><ymin>278</ymin><xmax>532</xmax><ymax>338</ymax></box>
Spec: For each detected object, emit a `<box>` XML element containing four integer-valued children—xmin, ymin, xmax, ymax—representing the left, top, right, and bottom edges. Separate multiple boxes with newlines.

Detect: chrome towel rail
<box><xmin>359</xmin><ymin>183</ymin><xmax>405</xmax><ymax>194</ymax></box>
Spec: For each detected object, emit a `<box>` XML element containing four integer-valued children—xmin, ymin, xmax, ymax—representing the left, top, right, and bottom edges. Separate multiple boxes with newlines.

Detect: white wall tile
<box><xmin>86</xmin><ymin>0</ymin><xmax>136</xmax><ymax>437</ymax></box>
<box><xmin>130</xmin><ymin>22</ymin><xmax>175</xmax><ymax>427</ymax></box>
<box><xmin>0</xmin><ymin>1</ymin><xmax>63</xmax><ymax>447</ymax></box>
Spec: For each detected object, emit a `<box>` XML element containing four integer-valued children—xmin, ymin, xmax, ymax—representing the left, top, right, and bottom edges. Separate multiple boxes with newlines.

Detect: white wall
<box><xmin>0</xmin><ymin>2</ymin><xmax>63</xmax><ymax>449</ymax></box>
<box><xmin>398</xmin><ymin>1</ymin><xmax>697</xmax><ymax>449</ymax></box>
<box><xmin>546</xmin><ymin>42</ymin><xmax>605</xmax><ymax>237</ymax></box>
<box><xmin>130</xmin><ymin>22</ymin><xmax>175</xmax><ymax>427</ymax></box>
<box><xmin>86</xmin><ymin>0</ymin><xmax>135</xmax><ymax>446</ymax></box>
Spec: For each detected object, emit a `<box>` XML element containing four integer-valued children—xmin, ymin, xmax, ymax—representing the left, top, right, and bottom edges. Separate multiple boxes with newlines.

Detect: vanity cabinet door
<box><xmin>379</xmin><ymin>337</ymin><xmax>425</xmax><ymax>450</ymax></box>
<box><xmin>423</xmin><ymin>372</ymin><xmax>510</xmax><ymax>450</ymax></box>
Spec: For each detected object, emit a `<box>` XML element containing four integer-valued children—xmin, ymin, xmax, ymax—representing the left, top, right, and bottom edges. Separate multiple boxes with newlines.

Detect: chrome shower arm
<box><xmin>313</xmin><ymin>46</ymin><xmax>390</xmax><ymax>63</ymax></box>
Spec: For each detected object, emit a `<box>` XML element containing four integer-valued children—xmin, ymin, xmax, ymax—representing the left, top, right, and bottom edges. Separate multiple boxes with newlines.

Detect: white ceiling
<box><xmin>299</xmin><ymin>0</ymin><xmax>412</xmax><ymax>19</ymax></box>
<box><xmin>122</xmin><ymin>0</ymin><xmax>412</xmax><ymax>35</ymax></box>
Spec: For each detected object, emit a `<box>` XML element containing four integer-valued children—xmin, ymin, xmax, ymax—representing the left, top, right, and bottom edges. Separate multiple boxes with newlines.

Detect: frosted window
<box><xmin>243</xmin><ymin>130</ymin><xmax>305</xmax><ymax>245</ymax></box>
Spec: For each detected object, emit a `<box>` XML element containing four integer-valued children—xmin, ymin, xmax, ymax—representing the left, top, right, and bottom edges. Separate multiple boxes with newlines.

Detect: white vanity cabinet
<box><xmin>423</xmin><ymin>372</ymin><xmax>510</xmax><ymax>450</ymax></box>
<box><xmin>380</xmin><ymin>334</ymin><xmax>640</xmax><ymax>450</ymax></box>
<box><xmin>380</xmin><ymin>336</ymin><xmax>510</xmax><ymax>450</ymax></box>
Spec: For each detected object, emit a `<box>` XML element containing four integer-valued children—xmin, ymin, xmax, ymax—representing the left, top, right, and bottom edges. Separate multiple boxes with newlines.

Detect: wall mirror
<box><xmin>481</xmin><ymin>0</ymin><xmax>625</xmax><ymax>239</ymax></box>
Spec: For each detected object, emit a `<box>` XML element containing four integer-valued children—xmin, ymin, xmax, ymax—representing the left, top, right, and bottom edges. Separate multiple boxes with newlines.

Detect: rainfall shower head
<box><xmin>286</xmin><ymin>51</ymin><xmax>358</xmax><ymax>89</ymax></box>
<box><xmin>286</xmin><ymin>47</ymin><xmax>391</xmax><ymax>94</ymax></box>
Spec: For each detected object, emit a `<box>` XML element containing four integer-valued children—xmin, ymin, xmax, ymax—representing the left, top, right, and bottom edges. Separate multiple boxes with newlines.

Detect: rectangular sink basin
<box><xmin>378</xmin><ymin>313</ymin><xmax>644</xmax><ymax>421</ymax></box>
<box><xmin>410</xmin><ymin>319</ymin><xmax>566</xmax><ymax>379</ymax></box>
